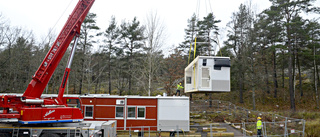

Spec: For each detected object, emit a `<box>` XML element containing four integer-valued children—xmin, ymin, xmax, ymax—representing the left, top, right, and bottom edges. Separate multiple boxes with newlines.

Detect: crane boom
<box><xmin>23</xmin><ymin>0</ymin><xmax>94</xmax><ymax>99</ymax></box>
<box><xmin>0</xmin><ymin>0</ymin><xmax>95</xmax><ymax>124</ymax></box>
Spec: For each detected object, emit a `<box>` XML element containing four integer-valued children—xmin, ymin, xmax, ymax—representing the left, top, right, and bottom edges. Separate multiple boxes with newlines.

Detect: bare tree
<box><xmin>143</xmin><ymin>11</ymin><xmax>167</xmax><ymax>96</ymax></box>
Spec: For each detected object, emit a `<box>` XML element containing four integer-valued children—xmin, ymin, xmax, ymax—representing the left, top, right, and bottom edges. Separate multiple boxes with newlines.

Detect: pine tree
<box><xmin>119</xmin><ymin>17</ymin><xmax>145</xmax><ymax>93</ymax></box>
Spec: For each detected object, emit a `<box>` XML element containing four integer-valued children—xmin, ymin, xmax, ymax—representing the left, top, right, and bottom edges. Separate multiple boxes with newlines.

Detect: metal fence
<box><xmin>190</xmin><ymin>100</ymin><xmax>305</xmax><ymax>137</ymax></box>
<box><xmin>116</xmin><ymin>126</ymin><xmax>192</xmax><ymax>137</ymax></box>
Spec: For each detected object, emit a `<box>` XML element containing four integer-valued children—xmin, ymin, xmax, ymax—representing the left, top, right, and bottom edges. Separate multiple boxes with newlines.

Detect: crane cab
<box><xmin>184</xmin><ymin>56</ymin><xmax>231</xmax><ymax>93</ymax></box>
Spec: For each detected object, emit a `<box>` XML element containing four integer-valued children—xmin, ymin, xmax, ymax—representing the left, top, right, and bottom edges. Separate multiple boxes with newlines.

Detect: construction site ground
<box><xmin>191</xmin><ymin>122</ymin><xmax>245</xmax><ymax>137</ymax></box>
<box><xmin>117</xmin><ymin>123</ymin><xmax>248</xmax><ymax>137</ymax></box>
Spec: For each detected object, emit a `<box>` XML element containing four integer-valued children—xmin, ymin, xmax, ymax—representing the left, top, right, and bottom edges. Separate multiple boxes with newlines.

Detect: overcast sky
<box><xmin>0</xmin><ymin>0</ymin><xmax>319</xmax><ymax>54</ymax></box>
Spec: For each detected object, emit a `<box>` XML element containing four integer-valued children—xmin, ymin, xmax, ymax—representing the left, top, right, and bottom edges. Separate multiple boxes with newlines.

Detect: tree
<box><xmin>305</xmin><ymin>20</ymin><xmax>320</xmax><ymax>109</ymax></box>
<box><xmin>113</xmin><ymin>52</ymin><xmax>127</xmax><ymax>95</ymax></box>
<box><xmin>254</xmin><ymin>7</ymin><xmax>283</xmax><ymax>98</ymax></box>
<box><xmin>161</xmin><ymin>48</ymin><xmax>186</xmax><ymax>95</ymax></box>
<box><xmin>76</xmin><ymin>12</ymin><xmax>99</xmax><ymax>95</ymax></box>
<box><xmin>179</xmin><ymin>14</ymin><xmax>197</xmax><ymax>60</ymax></box>
<box><xmin>119</xmin><ymin>17</ymin><xmax>145</xmax><ymax>93</ymax></box>
<box><xmin>143</xmin><ymin>11</ymin><xmax>167</xmax><ymax>96</ymax></box>
<box><xmin>101</xmin><ymin>16</ymin><xmax>120</xmax><ymax>94</ymax></box>
<box><xmin>179</xmin><ymin>13</ymin><xmax>221</xmax><ymax>63</ymax></box>
<box><xmin>269</xmin><ymin>0</ymin><xmax>318</xmax><ymax>111</ymax></box>
<box><xmin>196</xmin><ymin>13</ymin><xmax>221</xmax><ymax>56</ymax></box>
<box><xmin>224</xmin><ymin>4</ymin><xmax>254</xmax><ymax>103</ymax></box>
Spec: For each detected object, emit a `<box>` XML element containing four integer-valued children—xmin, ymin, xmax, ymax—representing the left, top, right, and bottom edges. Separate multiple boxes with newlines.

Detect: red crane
<box><xmin>0</xmin><ymin>0</ymin><xmax>95</xmax><ymax>124</ymax></box>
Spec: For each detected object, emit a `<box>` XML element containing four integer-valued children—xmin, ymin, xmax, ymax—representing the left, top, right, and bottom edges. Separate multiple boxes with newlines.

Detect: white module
<box><xmin>157</xmin><ymin>97</ymin><xmax>189</xmax><ymax>131</ymax></box>
<box><xmin>185</xmin><ymin>56</ymin><xmax>230</xmax><ymax>93</ymax></box>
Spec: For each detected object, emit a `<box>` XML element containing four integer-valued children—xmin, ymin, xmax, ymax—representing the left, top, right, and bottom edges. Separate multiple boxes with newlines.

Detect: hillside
<box><xmin>187</xmin><ymin>87</ymin><xmax>320</xmax><ymax>136</ymax></box>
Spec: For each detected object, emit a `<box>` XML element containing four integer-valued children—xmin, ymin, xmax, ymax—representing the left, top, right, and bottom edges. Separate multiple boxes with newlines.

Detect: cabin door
<box><xmin>201</xmin><ymin>67</ymin><xmax>211</xmax><ymax>89</ymax></box>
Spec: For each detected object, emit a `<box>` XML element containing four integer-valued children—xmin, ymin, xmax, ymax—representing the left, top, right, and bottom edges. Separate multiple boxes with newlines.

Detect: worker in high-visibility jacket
<box><xmin>176</xmin><ymin>83</ymin><xmax>184</xmax><ymax>96</ymax></box>
<box><xmin>256</xmin><ymin>117</ymin><xmax>262</xmax><ymax>137</ymax></box>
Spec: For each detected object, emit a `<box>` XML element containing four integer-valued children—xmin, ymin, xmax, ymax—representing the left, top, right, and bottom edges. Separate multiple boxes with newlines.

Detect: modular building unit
<box><xmin>79</xmin><ymin>94</ymin><xmax>189</xmax><ymax>132</ymax></box>
<box><xmin>157</xmin><ymin>97</ymin><xmax>189</xmax><ymax>131</ymax></box>
<box><xmin>185</xmin><ymin>56</ymin><xmax>231</xmax><ymax>93</ymax></box>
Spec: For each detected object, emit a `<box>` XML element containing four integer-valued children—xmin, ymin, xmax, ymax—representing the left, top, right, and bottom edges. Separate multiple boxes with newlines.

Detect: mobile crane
<box><xmin>0</xmin><ymin>0</ymin><xmax>117</xmax><ymax>137</ymax></box>
<box><xmin>0</xmin><ymin>0</ymin><xmax>117</xmax><ymax>136</ymax></box>
<box><xmin>0</xmin><ymin>0</ymin><xmax>92</xmax><ymax>124</ymax></box>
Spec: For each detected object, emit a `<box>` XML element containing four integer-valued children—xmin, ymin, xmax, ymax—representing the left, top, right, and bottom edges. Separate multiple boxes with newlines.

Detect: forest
<box><xmin>0</xmin><ymin>0</ymin><xmax>319</xmax><ymax>113</ymax></box>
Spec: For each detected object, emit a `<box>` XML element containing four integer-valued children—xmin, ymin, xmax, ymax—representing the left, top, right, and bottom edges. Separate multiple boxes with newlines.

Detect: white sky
<box><xmin>0</xmin><ymin>0</ymin><xmax>319</xmax><ymax>54</ymax></box>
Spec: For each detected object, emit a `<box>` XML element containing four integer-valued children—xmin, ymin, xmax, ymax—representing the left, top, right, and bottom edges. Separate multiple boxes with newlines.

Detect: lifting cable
<box><xmin>216</xmin><ymin>34</ymin><xmax>223</xmax><ymax>56</ymax></box>
<box><xmin>188</xmin><ymin>0</ymin><xmax>201</xmax><ymax>64</ymax></box>
<box><xmin>41</xmin><ymin>0</ymin><xmax>75</xmax><ymax>46</ymax></box>
<box><xmin>193</xmin><ymin>37</ymin><xmax>197</xmax><ymax>88</ymax></box>
<box><xmin>188</xmin><ymin>0</ymin><xmax>221</xmax><ymax>88</ymax></box>
<box><xmin>188</xmin><ymin>0</ymin><xmax>223</xmax><ymax>62</ymax></box>
<box><xmin>187</xmin><ymin>0</ymin><xmax>201</xmax><ymax>89</ymax></box>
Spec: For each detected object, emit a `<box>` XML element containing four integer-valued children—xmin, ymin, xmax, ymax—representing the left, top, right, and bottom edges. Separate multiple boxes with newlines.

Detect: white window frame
<box><xmin>127</xmin><ymin>106</ymin><xmax>136</xmax><ymax>119</ymax></box>
<box><xmin>84</xmin><ymin>105</ymin><xmax>94</xmax><ymax>119</ymax></box>
<box><xmin>137</xmin><ymin>106</ymin><xmax>146</xmax><ymax>119</ymax></box>
<box><xmin>115</xmin><ymin>106</ymin><xmax>124</xmax><ymax>119</ymax></box>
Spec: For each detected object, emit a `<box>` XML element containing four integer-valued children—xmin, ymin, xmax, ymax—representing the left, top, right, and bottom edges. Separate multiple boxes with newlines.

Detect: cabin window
<box><xmin>85</xmin><ymin>105</ymin><xmax>93</xmax><ymax>118</ymax></box>
<box><xmin>202</xmin><ymin>59</ymin><xmax>207</xmax><ymax>66</ymax></box>
<box><xmin>137</xmin><ymin>107</ymin><xmax>145</xmax><ymax>119</ymax></box>
<box><xmin>186</xmin><ymin>76</ymin><xmax>192</xmax><ymax>84</ymax></box>
<box><xmin>66</xmin><ymin>99</ymin><xmax>81</xmax><ymax>109</ymax></box>
<box><xmin>127</xmin><ymin>107</ymin><xmax>136</xmax><ymax>118</ymax></box>
<box><xmin>116</xmin><ymin>106</ymin><xmax>124</xmax><ymax>118</ymax></box>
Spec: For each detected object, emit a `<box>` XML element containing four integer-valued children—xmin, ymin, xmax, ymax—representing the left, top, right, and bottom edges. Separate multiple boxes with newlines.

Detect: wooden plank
<box><xmin>202</xmin><ymin>127</ymin><xmax>227</xmax><ymax>132</ymax></box>
<box><xmin>207</xmin><ymin>132</ymin><xmax>234</xmax><ymax>137</ymax></box>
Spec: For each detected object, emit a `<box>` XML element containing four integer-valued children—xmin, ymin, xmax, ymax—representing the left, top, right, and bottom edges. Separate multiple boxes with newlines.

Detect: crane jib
<box><xmin>0</xmin><ymin>0</ymin><xmax>96</xmax><ymax>124</ymax></box>
<box><xmin>23</xmin><ymin>0</ymin><xmax>95</xmax><ymax>99</ymax></box>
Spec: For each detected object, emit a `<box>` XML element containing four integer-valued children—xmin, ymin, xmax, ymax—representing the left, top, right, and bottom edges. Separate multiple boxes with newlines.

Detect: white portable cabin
<box><xmin>185</xmin><ymin>56</ymin><xmax>231</xmax><ymax>93</ymax></box>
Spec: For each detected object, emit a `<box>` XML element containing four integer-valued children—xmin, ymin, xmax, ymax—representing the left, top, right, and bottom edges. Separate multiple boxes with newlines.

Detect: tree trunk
<box><xmin>264</xmin><ymin>63</ymin><xmax>270</xmax><ymax>94</ymax></box>
<box><xmin>79</xmin><ymin>61</ymin><xmax>84</xmax><ymax>95</ymax></box>
<box><xmin>289</xmin><ymin>49</ymin><xmax>295</xmax><ymax>111</ymax></box>
<box><xmin>73</xmin><ymin>83</ymin><xmax>76</xmax><ymax>94</ymax></box>
<box><xmin>148</xmin><ymin>52</ymin><xmax>152</xmax><ymax>96</ymax></box>
<box><xmin>239</xmin><ymin>71</ymin><xmax>244</xmax><ymax>103</ymax></box>
<box><xmin>128</xmin><ymin>56</ymin><xmax>132</xmax><ymax>93</ymax></box>
<box><xmin>317</xmin><ymin>64</ymin><xmax>319</xmax><ymax>88</ymax></box>
<box><xmin>238</xmin><ymin>54</ymin><xmax>244</xmax><ymax>103</ymax></box>
<box><xmin>108</xmin><ymin>54</ymin><xmax>111</xmax><ymax>94</ymax></box>
<box><xmin>79</xmin><ymin>45</ymin><xmax>86</xmax><ymax>95</ymax></box>
<box><xmin>282</xmin><ymin>50</ymin><xmax>285</xmax><ymax>88</ymax></box>
<box><xmin>284</xmin><ymin>5</ymin><xmax>295</xmax><ymax>111</ymax></box>
<box><xmin>314</xmin><ymin>44</ymin><xmax>319</xmax><ymax>109</ymax></box>
<box><xmin>95</xmin><ymin>75</ymin><xmax>99</xmax><ymax>94</ymax></box>
<box><xmin>288</xmin><ymin>40</ymin><xmax>295</xmax><ymax>111</ymax></box>
<box><xmin>297</xmin><ymin>52</ymin><xmax>302</xmax><ymax>97</ymax></box>
<box><xmin>273</xmin><ymin>50</ymin><xmax>278</xmax><ymax>98</ymax></box>
<box><xmin>252</xmin><ymin>88</ymin><xmax>256</xmax><ymax>110</ymax></box>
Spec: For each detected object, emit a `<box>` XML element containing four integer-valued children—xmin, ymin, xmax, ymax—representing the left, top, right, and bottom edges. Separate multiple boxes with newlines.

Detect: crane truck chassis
<box><xmin>0</xmin><ymin>120</ymin><xmax>116</xmax><ymax>137</ymax></box>
<box><xmin>0</xmin><ymin>95</ymin><xmax>117</xmax><ymax>137</ymax></box>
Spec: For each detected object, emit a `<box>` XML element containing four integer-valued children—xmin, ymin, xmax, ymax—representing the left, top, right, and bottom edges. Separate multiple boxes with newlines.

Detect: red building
<box><xmin>79</xmin><ymin>94</ymin><xmax>189</xmax><ymax>131</ymax></box>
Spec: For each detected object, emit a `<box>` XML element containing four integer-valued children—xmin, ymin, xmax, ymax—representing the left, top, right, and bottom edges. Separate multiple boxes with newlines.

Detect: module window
<box><xmin>85</xmin><ymin>105</ymin><xmax>93</xmax><ymax>118</ymax></box>
<box><xmin>137</xmin><ymin>107</ymin><xmax>145</xmax><ymax>119</ymax></box>
<box><xmin>127</xmin><ymin>107</ymin><xmax>136</xmax><ymax>118</ymax></box>
<box><xmin>115</xmin><ymin>106</ymin><xmax>124</xmax><ymax>118</ymax></box>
